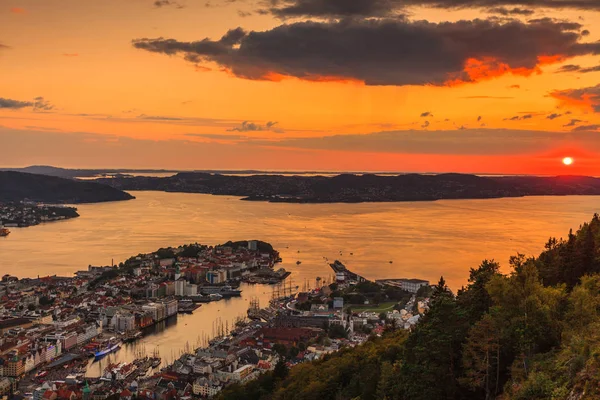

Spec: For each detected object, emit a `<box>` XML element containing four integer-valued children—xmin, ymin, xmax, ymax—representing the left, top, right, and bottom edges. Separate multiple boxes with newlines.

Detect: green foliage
<box><xmin>328</xmin><ymin>324</ymin><xmax>347</xmax><ymax>339</ymax></box>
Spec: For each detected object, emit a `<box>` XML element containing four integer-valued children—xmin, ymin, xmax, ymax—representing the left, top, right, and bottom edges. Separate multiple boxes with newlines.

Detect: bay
<box><xmin>1</xmin><ymin>191</ymin><xmax>599</xmax><ymax>375</ymax></box>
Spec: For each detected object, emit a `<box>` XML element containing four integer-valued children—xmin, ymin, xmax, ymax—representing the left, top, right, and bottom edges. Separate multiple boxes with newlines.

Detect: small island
<box><xmin>0</xmin><ymin>203</ymin><xmax>80</xmax><ymax>228</ymax></box>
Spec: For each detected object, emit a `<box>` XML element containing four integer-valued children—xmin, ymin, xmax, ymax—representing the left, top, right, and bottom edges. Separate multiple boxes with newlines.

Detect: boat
<box><xmin>151</xmin><ymin>358</ymin><xmax>161</xmax><ymax>368</ymax></box>
<box><xmin>123</xmin><ymin>330</ymin><xmax>142</xmax><ymax>343</ymax></box>
<box><xmin>93</xmin><ymin>339</ymin><xmax>121</xmax><ymax>359</ymax></box>
<box><xmin>209</xmin><ymin>293</ymin><xmax>223</xmax><ymax>301</ymax></box>
<box><xmin>200</xmin><ymin>285</ymin><xmax>242</xmax><ymax>298</ymax></box>
<box><xmin>0</xmin><ymin>226</ymin><xmax>9</xmax><ymax>237</ymax></box>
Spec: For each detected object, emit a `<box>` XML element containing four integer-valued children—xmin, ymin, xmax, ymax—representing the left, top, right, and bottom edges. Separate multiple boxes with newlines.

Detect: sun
<box><xmin>563</xmin><ymin>157</ymin><xmax>574</xmax><ymax>166</ymax></box>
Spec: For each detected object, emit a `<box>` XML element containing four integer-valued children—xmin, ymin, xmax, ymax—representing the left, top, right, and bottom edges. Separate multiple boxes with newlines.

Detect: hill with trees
<box><xmin>0</xmin><ymin>171</ymin><xmax>135</xmax><ymax>203</ymax></box>
<box><xmin>219</xmin><ymin>214</ymin><xmax>600</xmax><ymax>399</ymax></box>
<box><xmin>93</xmin><ymin>172</ymin><xmax>600</xmax><ymax>203</ymax></box>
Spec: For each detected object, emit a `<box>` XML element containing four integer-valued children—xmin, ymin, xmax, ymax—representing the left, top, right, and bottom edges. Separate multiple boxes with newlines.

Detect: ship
<box><xmin>199</xmin><ymin>285</ymin><xmax>242</xmax><ymax>298</ymax></box>
<box><xmin>92</xmin><ymin>339</ymin><xmax>121</xmax><ymax>359</ymax></box>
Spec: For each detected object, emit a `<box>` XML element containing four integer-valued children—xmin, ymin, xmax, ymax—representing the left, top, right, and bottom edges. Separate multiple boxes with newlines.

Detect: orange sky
<box><xmin>1</xmin><ymin>0</ymin><xmax>599</xmax><ymax>174</ymax></box>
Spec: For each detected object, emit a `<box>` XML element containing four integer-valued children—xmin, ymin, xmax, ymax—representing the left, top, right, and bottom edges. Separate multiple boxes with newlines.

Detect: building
<box><xmin>112</xmin><ymin>313</ymin><xmax>135</xmax><ymax>332</ymax></box>
<box><xmin>0</xmin><ymin>377</ymin><xmax>13</xmax><ymax>396</ymax></box>
<box><xmin>333</xmin><ymin>297</ymin><xmax>344</xmax><ymax>310</ymax></box>
<box><xmin>398</xmin><ymin>279</ymin><xmax>430</xmax><ymax>293</ymax></box>
<box><xmin>162</xmin><ymin>299</ymin><xmax>178</xmax><ymax>317</ymax></box>
<box><xmin>193</xmin><ymin>377</ymin><xmax>222</xmax><ymax>398</ymax></box>
<box><xmin>248</xmin><ymin>241</ymin><xmax>258</xmax><ymax>251</ymax></box>
<box><xmin>0</xmin><ymin>318</ymin><xmax>33</xmax><ymax>335</ymax></box>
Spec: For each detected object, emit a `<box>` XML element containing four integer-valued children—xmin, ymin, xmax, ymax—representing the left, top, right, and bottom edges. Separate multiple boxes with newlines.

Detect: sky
<box><xmin>1</xmin><ymin>0</ymin><xmax>600</xmax><ymax>174</ymax></box>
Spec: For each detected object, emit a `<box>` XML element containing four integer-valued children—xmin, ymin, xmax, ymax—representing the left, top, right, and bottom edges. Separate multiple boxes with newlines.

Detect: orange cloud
<box><xmin>10</xmin><ymin>7</ymin><xmax>26</xmax><ymax>13</ymax></box>
<box><xmin>62</xmin><ymin>53</ymin><xmax>78</xmax><ymax>57</ymax></box>
<box><xmin>550</xmin><ymin>85</ymin><xmax>600</xmax><ymax>113</ymax></box>
<box><xmin>445</xmin><ymin>55</ymin><xmax>567</xmax><ymax>86</ymax></box>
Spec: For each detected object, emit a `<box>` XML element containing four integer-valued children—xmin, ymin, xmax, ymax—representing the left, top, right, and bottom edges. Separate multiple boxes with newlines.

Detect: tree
<box><xmin>273</xmin><ymin>358</ymin><xmax>289</xmax><ymax>381</ymax></box>
<box><xmin>328</xmin><ymin>324</ymin><xmax>347</xmax><ymax>339</ymax></box>
<box><xmin>461</xmin><ymin>314</ymin><xmax>501</xmax><ymax>399</ymax></box>
<box><xmin>400</xmin><ymin>277</ymin><xmax>469</xmax><ymax>400</ymax></box>
<box><xmin>457</xmin><ymin>260</ymin><xmax>501</xmax><ymax>324</ymax></box>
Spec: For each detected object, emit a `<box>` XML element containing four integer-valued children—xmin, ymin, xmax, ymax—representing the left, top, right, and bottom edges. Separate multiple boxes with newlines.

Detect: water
<box><xmin>1</xmin><ymin>191</ymin><xmax>599</xmax><ymax>375</ymax></box>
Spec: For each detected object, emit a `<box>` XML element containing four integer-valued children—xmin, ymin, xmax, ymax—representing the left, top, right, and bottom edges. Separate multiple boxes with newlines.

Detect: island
<box><xmin>0</xmin><ymin>203</ymin><xmax>80</xmax><ymax>228</ymax></box>
<box><xmin>91</xmin><ymin>172</ymin><xmax>600</xmax><ymax>203</ymax></box>
<box><xmin>0</xmin><ymin>171</ymin><xmax>135</xmax><ymax>203</ymax></box>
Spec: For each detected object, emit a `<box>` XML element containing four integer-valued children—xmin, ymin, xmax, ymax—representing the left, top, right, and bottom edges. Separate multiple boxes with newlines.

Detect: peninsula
<box><xmin>0</xmin><ymin>171</ymin><xmax>135</xmax><ymax>204</ymax></box>
<box><xmin>92</xmin><ymin>172</ymin><xmax>600</xmax><ymax>203</ymax></box>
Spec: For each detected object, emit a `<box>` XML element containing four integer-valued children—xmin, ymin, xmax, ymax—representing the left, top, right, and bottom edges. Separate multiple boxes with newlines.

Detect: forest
<box><xmin>219</xmin><ymin>214</ymin><xmax>600</xmax><ymax>399</ymax></box>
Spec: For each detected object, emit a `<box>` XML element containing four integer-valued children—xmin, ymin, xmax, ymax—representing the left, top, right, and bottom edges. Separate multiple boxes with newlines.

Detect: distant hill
<box><xmin>92</xmin><ymin>172</ymin><xmax>600</xmax><ymax>203</ymax></box>
<box><xmin>0</xmin><ymin>171</ymin><xmax>135</xmax><ymax>203</ymax></box>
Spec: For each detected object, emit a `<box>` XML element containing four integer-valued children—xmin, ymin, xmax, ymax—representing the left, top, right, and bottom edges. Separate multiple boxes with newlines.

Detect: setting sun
<box><xmin>563</xmin><ymin>157</ymin><xmax>574</xmax><ymax>166</ymax></box>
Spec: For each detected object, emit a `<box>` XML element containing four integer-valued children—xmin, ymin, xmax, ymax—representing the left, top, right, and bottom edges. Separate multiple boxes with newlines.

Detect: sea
<box><xmin>1</xmin><ymin>191</ymin><xmax>599</xmax><ymax>375</ymax></box>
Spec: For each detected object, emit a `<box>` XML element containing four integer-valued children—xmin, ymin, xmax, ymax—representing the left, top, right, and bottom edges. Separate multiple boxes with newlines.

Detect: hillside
<box><xmin>0</xmin><ymin>171</ymin><xmax>135</xmax><ymax>203</ymax></box>
<box><xmin>93</xmin><ymin>172</ymin><xmax>600</xmax><ymax>203</ymax></box>
<box><xmin>219</xmin><ymin>214</ymin><xmax>600</xmax><ymax>400</ymax></box>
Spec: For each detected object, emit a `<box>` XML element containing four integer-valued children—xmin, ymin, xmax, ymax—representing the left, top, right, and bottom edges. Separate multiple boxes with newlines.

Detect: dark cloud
<box><xmin>556</xmin><ymin>64</ymin><xmax>600</xmax><ymax>73</ymax></box>
<box><xmin>153</xmin><ymin>0</ymin><xmax>185</xmax><ymax>8</ymax></box>
<box><xmin>420</xmin><ymin>111</ymin><xmax>433</xmax><ymax>117</ymax></box>
<box><xmin>507</xmin><ymin>84</ymin><xmax>521</xmax><ymax>89</ymax></box>
<box><xmin>556</xmin><ymin>64</ymin><xmax>582</xmax><ymax>73</ymax></box>
<box><xmin>264</xmin><ymin>0</ymin><xmax>404</xmax><ymax>18</ymax></box>
<box><xmin>227</xmin><ymin>121</ymin><xmax>283</xmax><ymax>133</ymax></box>
<box><xmin>262</xmin><ymin>0</ymin><xmax>600</xmax><ymax>18</ymax></box>
<box><xmin>421</xmin><ymin>120</ymin><xmax>430</xmax><ymax>128</ymax></box>
<box><xmin>506</xmin><ymin>113</ymin><xmax>534</xmax><ymax>121</ymax></box>
<box><xmin>572</xmin><ymin>124</ymin><xmax>600</xmax><ymax>131</ymax></box>
<box><xmin>133</xmin><ymin>18</ymin><xmax>599</xmax><ymax>87</ymax></box>
<box><xmin>0</xmin><ymin>98</ymin><xmax>33</xmax><ymax>109</ymax></box>
<box><xmin>546</xmin><ymin>113</ymin><xmax>562</xmax><ymax>119</ymax></box>
<box><xmin>477</xmin><ymin>116</ymin><xmax>482</xmax><ymax>121</ymax></box>
<box><xmin>563</xmin><ymin>119</ymin><xmax>583</xmax><ymax>126</ymax></box>
<box><xmin>0</xmin><ymin>43</ymin><xmax>9</xmax><ymax>50</ymax></box>
<box><xmin>488</xmin><ymin>7</ymin><xmax>534</xmax><ymax>15</ymax></box>
<box><xmin>0</xmin><ymin>96</ymin><xmax>53</xmax><ymax>111</ymax></box>
<box><xmin>551</xmin><ymin>84</ymin><xmax>600</xmax><ymax>113</ymax></box>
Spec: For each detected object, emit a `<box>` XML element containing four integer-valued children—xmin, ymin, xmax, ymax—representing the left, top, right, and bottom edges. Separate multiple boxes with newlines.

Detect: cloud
<box><xmin>0</xmin><ymin>96</ymin><xmax>53</xmax><ymax>111</ymax></box>
<box><xmin>506</xmin><ymin>113</ymin><xmax>534</xmax><ymax>121</ymax></box>
<box><xmin>556</xmin><ymin>64</ymin><xmax>600</xmax><ymax>73</ymax></box>
<box><xmin>62</xmin><ymin>53</ymin><xmax>79</xmax><ymax>57</ymax></box>
<box><xmin>420</xmin><ymin>111</ymin><xmax>433</xmax><ymax>118</ymax></box>
<box><xmin>421</xmin><ymin>120</ymin><xmax>430</xmax><ymax>128</ymax></box>
<box><xmin>477</xmin><ymin>116</ymin><xmax>482</xmax><ymax>121</ymax></box>
<box><xmin>461</xmin><ymin>95</ymin><xmax>514</xmax><ymax>99</ymax></box>
<box><xmin>551</xmin><ymin>84</ymin><xmax>600</xmax><ymax>113</ymax></box>
<box><xmin>153</xmin><ymin>0</ymin><xmax>185</xmax><ymax>8</ymax></box>
<box><xmin>572</xmin><ymin>124</ymin><xmax>600</xmax><ymax>132</ymax></box>
<box><xmin>32</xmin><ymin>97</ymin><xmax>54</xmax><ymax>112</ymax></box>
<box><xmin>261</xmin><ymin>0</ymin><xmax>600</xmax><ymax>18</ymax></box>
<box><xmin>563</xmin><ymin>118</ymin><xmax>582</xmax><ymax>126</ymax></box>
<box><xmin>0</xmin><ymin>43</ymin><xmax>10</xmax><ymax>50</ymax></box>
<box><xmin>137</xmin><ymin>114</ymin><xmax>183</xmax><ymax>121</ymax></box>
<box><xmin>133</xmin><ymin>18</ymin><xmax>598</xmax><ymax>87</ymax></box>
<box><xmin>507</xmin><ymin>84</ymin><xmax>520</xmax><ymax>89</ymax></box>
<box><xmin>546</xmin><ymin>113</ymin><xmax>562</xmax><ymax>119</ymax></box>
<box><xmin>10</xmin><ymin>7</ymin><xmax>26</xmax><ymax>14</ymax></box>
<box><xmin>0</xmin><ymin>98</ymin><xmax>34</xmax><ymax>109</ymax></box>
<box><xmin>227</xmin><ymin>120</ymin><xmax>283</xmax><ymax>133</ymax></box>
<box><xmin>488</xmin><ymin>7</ymin><xmax>534</xmax><ymax>15</ymax></box>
